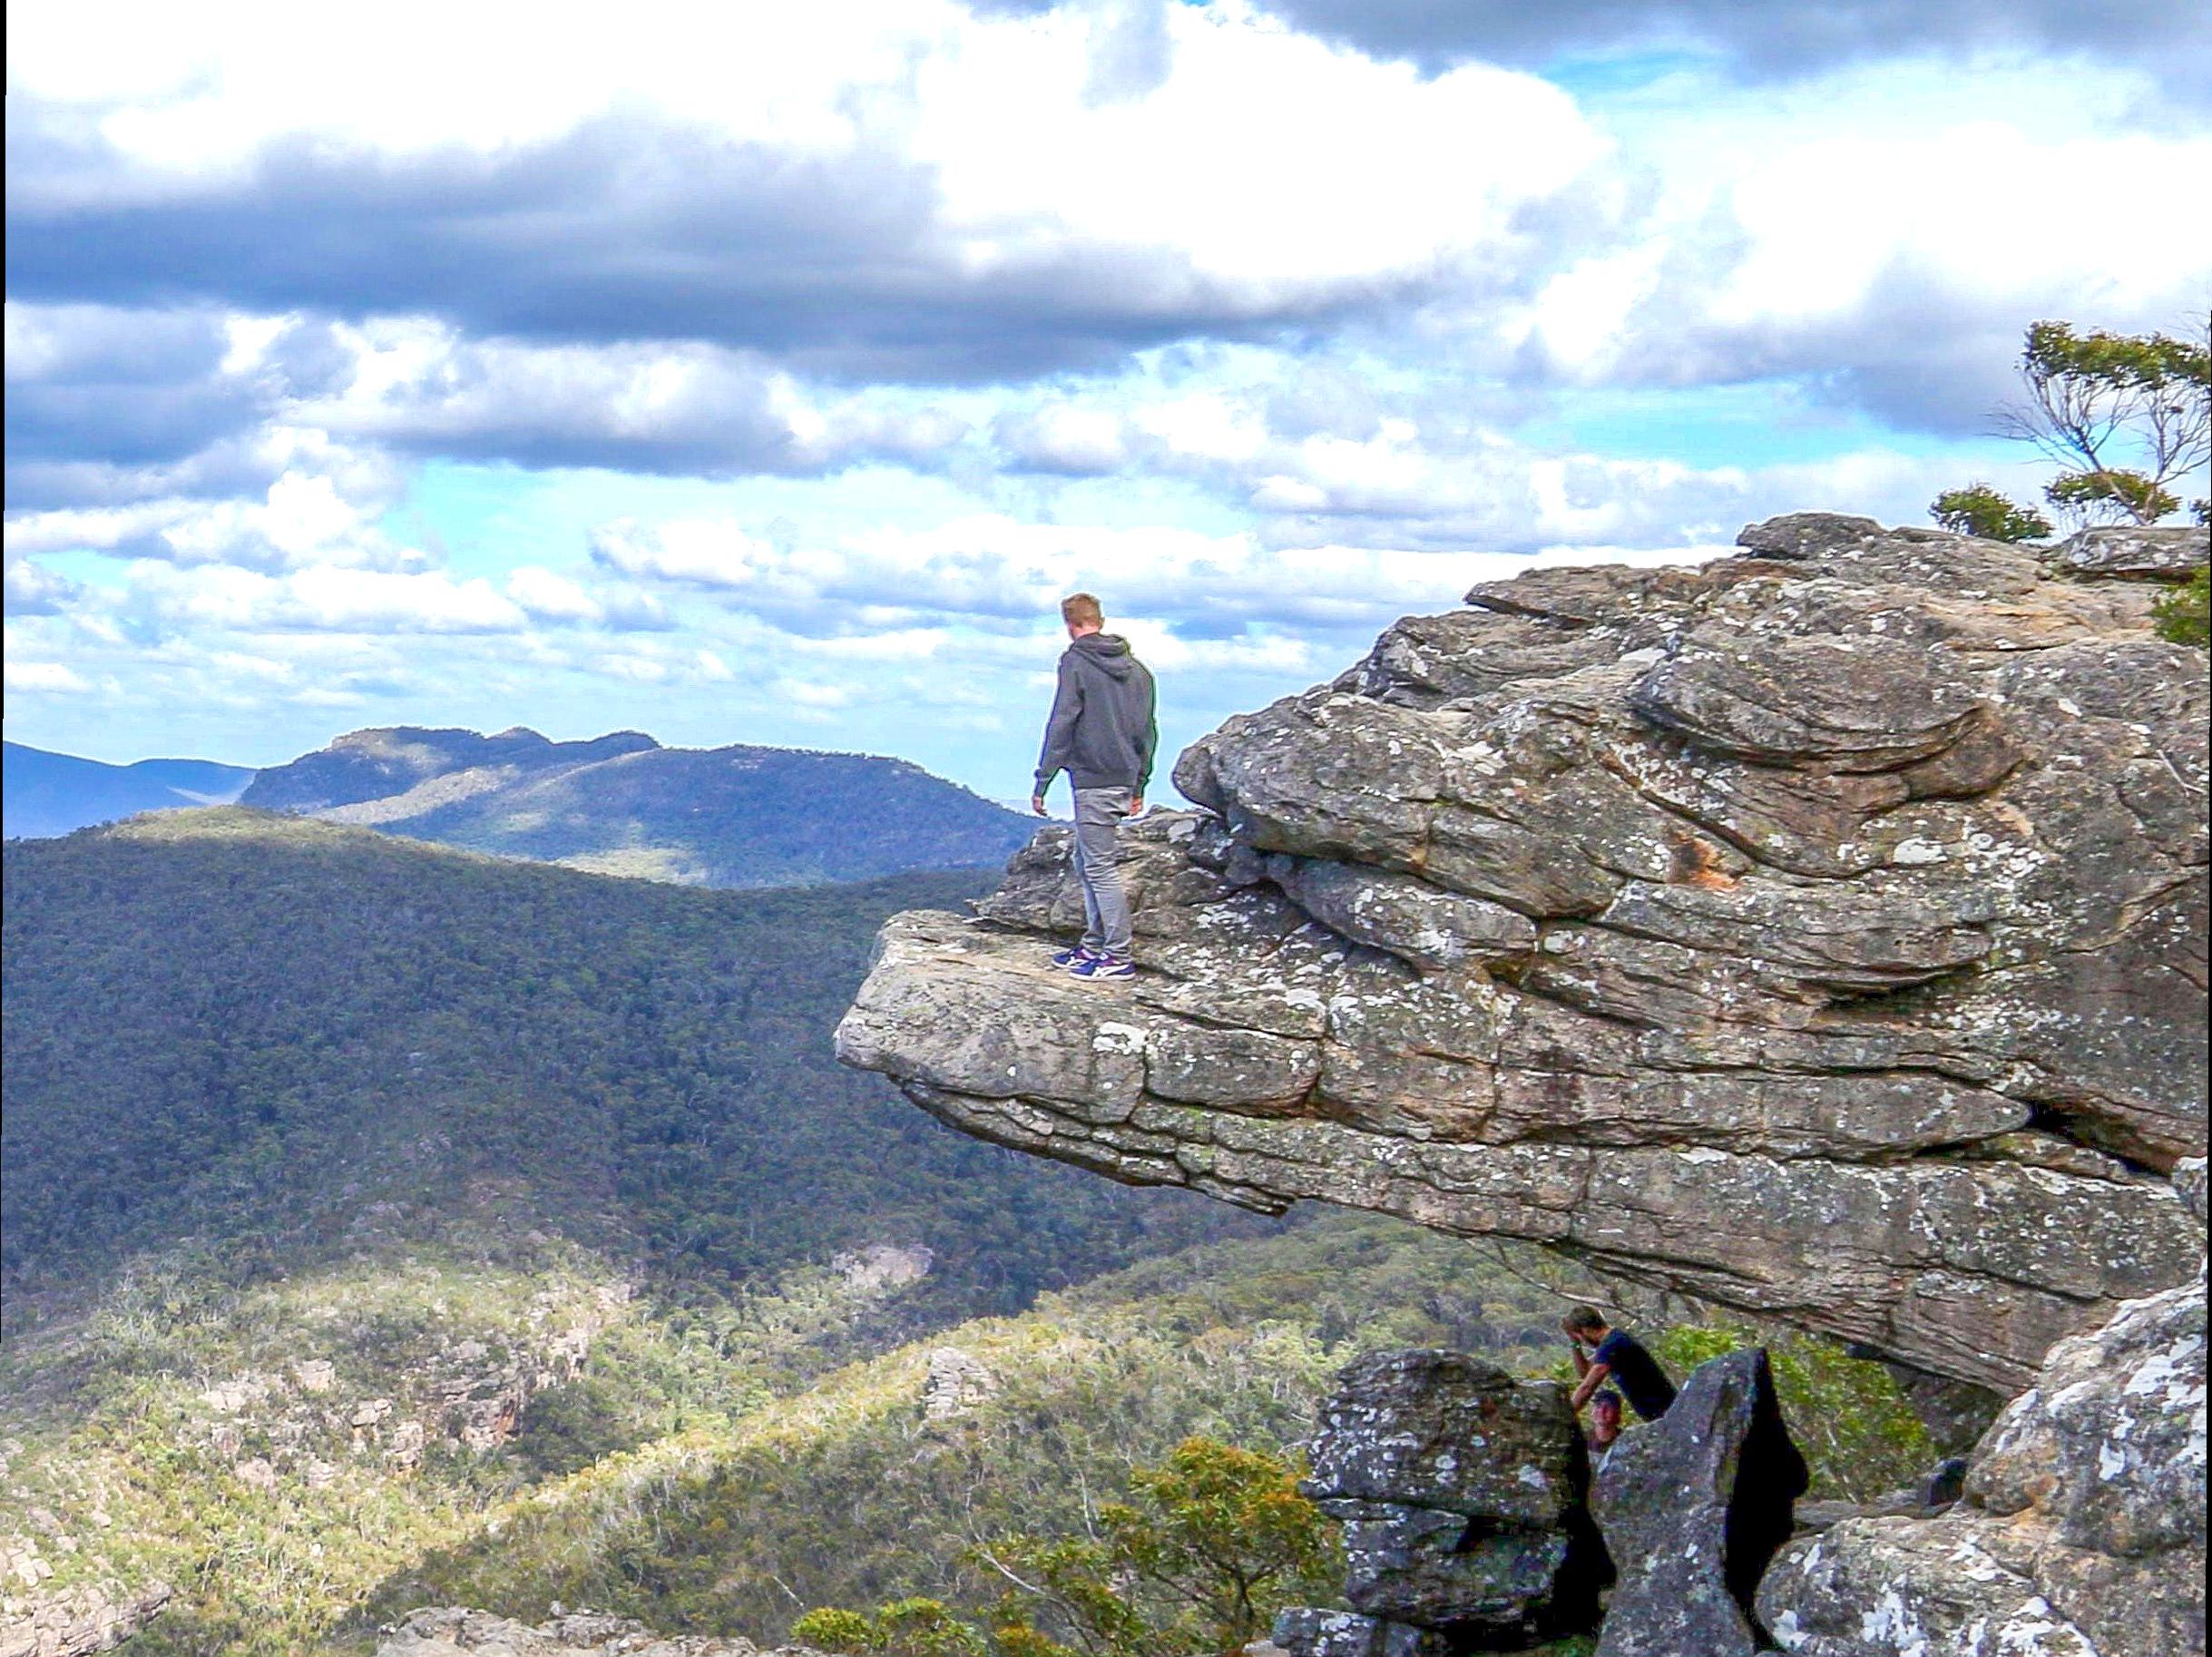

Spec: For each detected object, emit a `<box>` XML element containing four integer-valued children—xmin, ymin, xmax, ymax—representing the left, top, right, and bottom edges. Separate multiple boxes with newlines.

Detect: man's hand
<box><xmin>1127</xmin><ymin>792</ymin><xmax>1145</xmax><ymax>817</ymax></box>
<box><xmin>1031</xmin><ymin>793</ymin><xmax>1048</xmax><ymax>817</ymax></box>
<box><xmin>1570</xmin><ymin>1363</ymin><xmax>1610</xmax><ymax>1413</ymax></box>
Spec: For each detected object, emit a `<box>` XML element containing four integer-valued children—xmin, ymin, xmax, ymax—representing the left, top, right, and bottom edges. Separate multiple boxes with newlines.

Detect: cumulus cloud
<box><xmin>5</xmin><ymin>467</ymin><xmax>426</xmax><ymax>573</ymax></box>
<box><xmin>592</xmin><ymin>510</ymin><xmax>1532</xmax><ymax>642</ymax></box>
<box><xmin>288</xmin><ymin>318</ymin><xmax>974</xmax><ymax>476</ymax></box>
<box><xmin>8</xmin><ymin>0</ymin><xmax>2209</xmax><ymax>786</ymax></box>
<box><xmin>4</xmin><ymin>659</ymin><xmax>94</xmax><ymax>693</ymax></box>
<box><xmin>504</xmin><ymin>565</ymin><xmax>673</xmax><ymax>632</ymax></box>
<box><xmin>121</xmin><ymin>563</ymin><xmax>531</xmax><ymax>635</ymax></box>
<box><xmin>1499</xmin><ymin>91</ymin><xmax>2212</xmax><ymax>432</ymax></box>
<box><xmin>1254</xmin><ymin>0</ymin><xmax>2211</xmax><ymax>97</ymax></box>
<box><xmin>4</xmin><ymin>548</ymin><xmax>83</xmax><ymax>614</ymax></box>
<box><xmin>5</xmin><ymin>4</ymin><xmax>1611</xmax><ymax>379</ymax></box>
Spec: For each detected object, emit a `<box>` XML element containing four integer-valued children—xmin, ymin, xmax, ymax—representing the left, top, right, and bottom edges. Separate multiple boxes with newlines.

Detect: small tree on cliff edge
<box><xmin>2004</xmin><ymin>318</ymin><xmax>2210</xmax><ymax>525</ymax></box>
<box><xmin>1931</xmin><ymin>317</ymin><xmax>2211</xmax><ymax>535</ymax></box>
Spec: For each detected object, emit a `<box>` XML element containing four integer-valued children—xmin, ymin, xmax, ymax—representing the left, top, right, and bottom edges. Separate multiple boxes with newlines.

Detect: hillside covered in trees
<box><xmin>2</xmin><ymin>809</ymin><xmax>1258</xmax><ymax>1310</ymax></box>
<box><xmin>0</xmin><ymin>807</ymin><xmax>1942</xmax><ymax>1656</ymax></box>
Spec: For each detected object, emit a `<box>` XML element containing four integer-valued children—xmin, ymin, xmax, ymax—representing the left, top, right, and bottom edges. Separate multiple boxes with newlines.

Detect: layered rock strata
<box><xmin>839</xmin><ymin>516</ymin><xmax>2208</xmax><ymax>1388</ymax></box>
<box><xmin>1274</xmin><ymin>1350</ymin><xmax>1608</xmax><ymax>1653</ymax></box>
<box><xmin>1590</xmin><ymin>1348</ymin><xmax>1807</xmax><ymax>1657</ymax></box>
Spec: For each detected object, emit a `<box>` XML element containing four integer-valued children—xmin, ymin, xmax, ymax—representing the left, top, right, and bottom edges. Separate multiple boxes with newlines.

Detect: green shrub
<box><xmin>2153</xmin><ymin>566</ymin><xmax>2209</xmax><ymax>648</ymax></box>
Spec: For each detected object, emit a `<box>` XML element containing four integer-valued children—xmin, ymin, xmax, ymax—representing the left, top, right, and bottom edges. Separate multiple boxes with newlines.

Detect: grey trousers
<box><xmin>1072</xmin><ymin>787</ymin><xmax>1134</xmax><ymax>958</ymax></box>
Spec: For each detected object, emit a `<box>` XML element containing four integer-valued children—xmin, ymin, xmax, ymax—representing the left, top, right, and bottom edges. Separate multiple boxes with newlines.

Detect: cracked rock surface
<box><xmin>1282</xmin><ymin>1349</ymin><xmax>1609</xmax><ymax>1646</ymax></box>
<box><xmin>837</xmin><ymin>515</ymin><xmax>2208</xmax><ymax>1389</ymax></box>
<box><xmin>1590</xmin><ymin>1348</ymin><xmax>1807</xmax><ymax>1657</ymax></box>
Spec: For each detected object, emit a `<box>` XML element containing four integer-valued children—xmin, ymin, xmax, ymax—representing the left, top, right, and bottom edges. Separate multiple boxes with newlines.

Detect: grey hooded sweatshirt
<box><xmin>1034</xmin><ymin>632</ymin><xmax>1159</xmax><ymax>794</ymax></box>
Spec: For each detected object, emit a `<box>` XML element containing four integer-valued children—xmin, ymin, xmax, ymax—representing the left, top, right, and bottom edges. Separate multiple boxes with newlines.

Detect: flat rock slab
<box><xmin>1304</xmin><ymin>1350</ymin><xmax>1582</xmax><ymax>1525</ymax></box>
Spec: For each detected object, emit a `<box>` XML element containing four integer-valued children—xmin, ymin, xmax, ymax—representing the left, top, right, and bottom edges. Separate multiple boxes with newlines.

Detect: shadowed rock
<box><xmin>1268</xmin><ymin>1608</ymin><xmax>1452</xmax><ymax>1657</ymax></box>
<box><xmin>1275</xmin><ymin>1350</ymin><xmax>1608</xmax><ymax>1653</ymax></box>
<box><xmin>1590</xmin><ymin>1348</ymin><xmax>1808</xmax><ymax>1657</ymax></box>
<box><xmin>2053</xmin><ymin>525</ymin><xmax>2210</xmax><ymax>580</ymax></box>
<box><xmin>1757</xmin><ymin>1249</ymin><xmax>2207</xmax><ymax>1657</ymax></box>
<box><xmin>838</xmin><ymin>515</ymin><xmax>2207</xmax><ymax>1389</ymax></box>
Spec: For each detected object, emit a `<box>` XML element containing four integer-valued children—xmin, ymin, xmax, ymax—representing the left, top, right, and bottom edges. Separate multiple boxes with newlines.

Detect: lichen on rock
<box><xmin>1757</xmin><ymin>1255</ymin><xmax>2207</xmax><ymax>1657</ymax></box>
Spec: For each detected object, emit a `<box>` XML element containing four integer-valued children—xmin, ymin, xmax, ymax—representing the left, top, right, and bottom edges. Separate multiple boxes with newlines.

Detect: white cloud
<box><xmin>776</xmin><ymin>679</ymin><xmax>858</xmax><ymax>709</ymax></box>
<box><xmin>912</xmin><ymin>4</ymin><xmax>1608</xmax><ymax>289</ymax></box>
<box><xmin>280</xmin><ymin>317</ymin><xmax>970</xmax><ymax>476</ymax></box>
<box><xmin>591</xmin><ymin>511</ymin><xmax>1502</xmax><ymax>637</ymax></box>
<box><xmin>4</xmin><ymin>660</ymin><xmax>93</xmax><ymax>693</ymax></box>
<box><xmin>125</xmin><ymin>563</ymin><xmax>529</xmax><ymax>635</ymax></box>
<box><xmin>13</xmin><ymin>1</ymin><xmax>1608</xmax><ymax>305</ymax></box>
<box><xmin>5</xmin><ymin>462</ymin><xmax>422</xmax><ymax>574</ymax></box>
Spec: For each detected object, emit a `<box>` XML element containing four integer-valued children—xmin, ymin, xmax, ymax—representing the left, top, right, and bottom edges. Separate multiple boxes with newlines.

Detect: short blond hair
<box><xmin>1061</xmin><ymin>592</ymin><xmax>1103</xmax><ymax>628</ymax></box>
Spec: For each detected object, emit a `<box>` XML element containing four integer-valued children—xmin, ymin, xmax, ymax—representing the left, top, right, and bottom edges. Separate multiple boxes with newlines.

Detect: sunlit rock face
<box><xmin>838</xmin><ymin>515</ymin><xmax>2208</xmax><ymax>1390</ymax></box>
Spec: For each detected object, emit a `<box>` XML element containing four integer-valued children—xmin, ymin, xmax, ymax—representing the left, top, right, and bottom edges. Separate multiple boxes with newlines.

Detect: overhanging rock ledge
<box><xmin>837</xmin><ymin>515</ymin><xmax>2209</xmax><ymax>1389</ymax></box>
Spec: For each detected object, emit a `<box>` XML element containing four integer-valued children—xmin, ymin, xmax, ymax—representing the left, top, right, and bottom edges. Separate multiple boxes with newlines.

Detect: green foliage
<box><xmin>796</xmin><ymin>1599</ymin><xmax>992</xmax><ymax>1656</ymax></box>
<box><xmin>2043</xmin><ymin>468</ymin><xmax>2179</xmax><ymax>525</ymax></box>
<box><xmin>1643</xmin><ymin>1321</ymin><xmax>1936</xmax><ymax>1501</ymax></box>
<box><xmin>2153</xmin><ymin>566</ymin><xmax>2210</xmax><ymax>648</ymax></box>
<box><xmin>1</xmin><ymin>816</ymin><xmax>1946</xmax><ymax>1656</ymax></box>
<box><xmin>2004</xmin><ymin>319</ymin><xmax>2211</xmax><ymax>527</ymax></box>
<box><xmin>803</xmin><ymin>1438</ymin><xmax>1333</xmax><ymax>1657</ymax></box>
<box><xmin>1929</xmin><ymin>483</ymin><xmax>2051</xmax><ymax>542</ymax></box>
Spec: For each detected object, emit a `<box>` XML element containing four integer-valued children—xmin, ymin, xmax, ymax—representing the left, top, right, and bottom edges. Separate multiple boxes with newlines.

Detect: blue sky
<box><xmin>5</xmin><ymin>0</ymin><xmax>2207</xmax><ymax>799</ymax></box>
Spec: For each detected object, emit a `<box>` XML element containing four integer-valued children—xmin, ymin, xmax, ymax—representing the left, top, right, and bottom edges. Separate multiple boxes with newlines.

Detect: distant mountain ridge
<box><xmin>240</xmin><ymin>724</ymin><xmax>1033</xmax><ymax>887</ymax></box>
<box><xmin>2</xmin><ymin>740</ymin><xmax>256</xmax><ymax>839</ymax></box>
<box><xmin>238</xmin><ymin>725</ymin><xmax>660</xmax><ymax>812</ymax></box>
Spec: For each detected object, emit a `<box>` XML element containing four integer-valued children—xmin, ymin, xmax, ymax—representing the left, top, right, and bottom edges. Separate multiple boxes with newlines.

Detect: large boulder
<box><xmin>1274</xmin><ymin>1350</ymin><xmax>1607</xmax><ymax>1653</ymax></box>
<box><xmin>838</xmin><ymin>516</ymin><xmax>2207</xmax><ymax>1389</ymax></box>
<box><xmin>1757</xmin><ymin>1263</ymin><xmax>2207</xmax><ymax>1657</ymax></box>
<box><xmin>1590</xmin><ymin>1348</ymin><xmax>1809</xmax><ymax>1657</ymax></box>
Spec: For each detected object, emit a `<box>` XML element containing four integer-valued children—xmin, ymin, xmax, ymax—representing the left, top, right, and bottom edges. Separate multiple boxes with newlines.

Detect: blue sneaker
<box><xmin>1067</xmin><ymin>953</ymin><xmax>1134</xmax><ymax>981</ymax></box>
<box><xmin>1052</xmin><ymin>945</ymin><xmax>1100</xmax><ymax>967</ymax></box>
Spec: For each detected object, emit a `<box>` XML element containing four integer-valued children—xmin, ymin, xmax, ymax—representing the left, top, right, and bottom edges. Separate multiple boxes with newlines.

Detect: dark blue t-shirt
<box><xmin>1595</xmin><ymin>1330</ymin><xmax>1677</xmax><ymax>1422</ymax></box>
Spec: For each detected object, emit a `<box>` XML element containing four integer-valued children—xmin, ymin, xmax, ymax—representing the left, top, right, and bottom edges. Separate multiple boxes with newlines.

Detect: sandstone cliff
<box><xmin>837</xmin><ymin>515</ymin><xmax>2208</xmax><ymax>1392</ymax></box>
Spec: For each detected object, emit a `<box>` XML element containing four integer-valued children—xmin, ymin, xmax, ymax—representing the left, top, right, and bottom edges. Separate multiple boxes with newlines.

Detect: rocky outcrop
<box><xmin>919</xmin><ymin>1347</ymin><xmax>999</xmax><ymax>1420</ymax></box>
<box><xmin>377</xmin><ymin>1605</ymin><xmax>827</xmax><ymax>1655</ymax></box>
<box><xmin>838</xmin><ymin>515</ymin><xmax>2208</xmax><ymax>1389</ymax></box>
<box><xmin>0</xmin><ymin>1577</ymin><xmax>171</xmax><ymax>1657</ymax></box>
<box><xmin>188</xmin><ymin>1283</ymin><xmax>627</xmax><ymax>1483</ymax></box>
<box><xmin>2051</xmin><ymin>524</ymin><xmax>2209</xmax><ymax>580</ymax></box>
<box><xmin>1275</xmin><ymin>1350</ymin><xmax>1608</xmax><ymax>1652</ymax></box>
<box><xmin>1757</xmin><ymin>1253</ymin><xmax>2207</xmax><ymax>1657</ymax></box>
<box><xmin>1590</xmin><ymin>1348</ymin><xmax>1807</xmax><ymax>1657</ymax></box>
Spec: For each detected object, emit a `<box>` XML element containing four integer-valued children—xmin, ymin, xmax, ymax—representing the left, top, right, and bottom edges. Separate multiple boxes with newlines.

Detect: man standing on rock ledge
<box><xmin>1032</xmin><ymin>593</ymin><xmax>1157</xmax><ymax>982</ymax></box>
